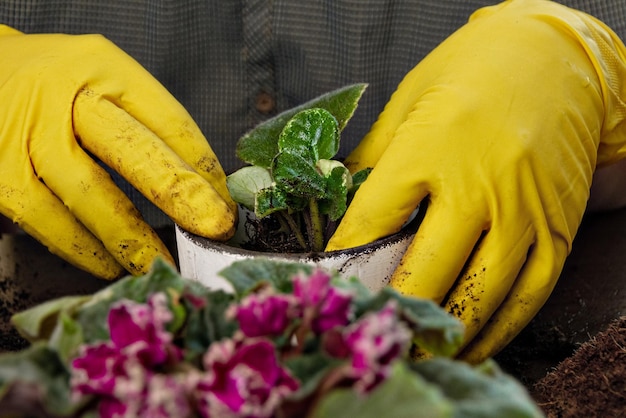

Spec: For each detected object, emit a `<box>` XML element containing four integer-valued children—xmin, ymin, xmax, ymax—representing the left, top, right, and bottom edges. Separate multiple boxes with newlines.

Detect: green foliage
<box><xmin>411</xmin><ymin>358</ymin><xmax>544</xmax><ymax>418</ymax></box>
<box><xmin>218</xmin><ymin>257</ymin><xmax>313</xmax><ymax>296</ymax></box>
<box><xmin>227</xmin><ymin>85</ymin><xmax>371</xmax><ymax>252</ymax></box>
<box><xmin>236</xmin><ymin>83</ymin><xmax>367</xmax><ymax>168</ymax></box>
<box><xmin>311</xmin><ymin>362</ymin><xmax>452</xmax><ymax>418</ymax></box>
<box><xmin>0</xmin><ymin>344</ymin><xmax>75</xmax><ymax>416</ymax></box>
<box><xmin>0</xmin><ymin>258</ymin><xmax>544</xmax><ymax>418</ymax></box>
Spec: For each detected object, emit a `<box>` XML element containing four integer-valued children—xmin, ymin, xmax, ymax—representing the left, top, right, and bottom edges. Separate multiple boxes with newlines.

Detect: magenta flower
<box><xmin>343</xmin><ymin>301</ymin><xmax>411</xmax><ymax>392</ymax></box>
<box><xmin>230</xmin><ymin>289</ymin><xmax>299</xmax><ymax>338</ymax></box>
<box><xmin>196</xmin><ymin>337</ymin><xmax>299</xmax><ymax>418</ymax></box>
<box><xmin>71</xmin><ymin>293</ymin><xmax>193</xmax><ymax>417</ymax></box>
<box><xmin>293</xmin><ymin>269</ymin><xmax>352</xmax><ymax>333</ymax></box>
<box><xmin>138</xmin><ymin>373</ymin><xmax>200</xmax><ymax>417</ymax></box>
<box><xmin>74</xmin><ymin>356</ymin><xmax>199</xmax><ymax>418</ymax></box>
<box><xmin>107</xmin><ymin>292</ymin><xmax>180</xmax><ymax>367</ymax></box>
<box><xmin>71</xmin><ymin>343</ymin><xmax>138</xmax><ymax>398</ymax></box>
<box><xmin>72</xmin><ymin>350</ymin><xmax>149</xmax><ymax>418</ymax></box>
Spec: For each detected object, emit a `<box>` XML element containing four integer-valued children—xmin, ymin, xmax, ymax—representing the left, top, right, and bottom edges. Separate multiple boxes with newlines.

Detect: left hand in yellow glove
<box><xmin>0</xmin><ymin>26</ymin><xmax>237</xmax><ymax>279</ymax></box>
<box><xmin>327</xmin><ymin>0</ymin><xmax>626</xmax><ymax>362</ymax></box>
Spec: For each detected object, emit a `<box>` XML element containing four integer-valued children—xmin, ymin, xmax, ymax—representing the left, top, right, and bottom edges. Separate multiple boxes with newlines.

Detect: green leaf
<box><xmin>48</xmin><ymin>311</ymin><xmax>84</xmax><ymax>364</ymax></box>
<box><xmin>349</xmin><ymin>167</ymin><xmax>372</xmax><ymax>195</ymax></box>
<box><xmin>353</xmin><ymin>288</ymin><xmax>465</xmax><ymax>357</ymax></box>
<box><xmin>255</xmin><ymin>186</ymin><xmax>290</xmax><ymax>218</ymax></box>
<box><xmin>227</xmin><ymin>166</ymin><xmax>273</xmax><ymax>210</ymax></box>
<box><xmin>278</xmin><ymin>108</ymin><xmax>339</xmax><ymax>162</ymax></box>
<box><xmin>182</xmin><ymin>289</ymin><xmax>238</xmax><ymax>361</ymax></box>
<box><xmin>0</xmin><ymin>344</ymin><xmax>77</xmax><ymax>417</ymax></box>
<box><xmin>319</xmin><ymin>165</ymin><xmax>350</xmax><ymax>221</ymax></box>
<box><xmin>283</xmin><ymin>352</ymin><xmax>342</xmax><ymax>399</ymax></box>
<box><xmin>236</xmin><ymin>83</ymin><xmax>368</xmax><ymax>168</ymax></box>
<box><xmin>310</xmin><ymin>361</ymin><xmax>452</xmax><ymax>418</ymax></box>
<box><xmin>11</xmin><ymin>295</ymin><xmax>90</xmax><ymax>343</ymax></box>
<box><xmin>76</xmin><ymin>258</ymin><xmax>190</xmax><ymax>343</ymax></box>
<box><xmin>218</xmin><ymin>259</ymin><xmax>313</xmax><ymax>297</ymax></box>
<box><xmin>316</xmin><ymin>159</ymin><xmax>351</xmax><ymax>182</ymax></box>
<box><xmin>411</xmin><ymin>358</ymin><xmax>544</xmax><ymax>418</ymax></box>
<box><xmin>272</xmin><ymin>152</ymin><xmax>327</xmax><ymax>199</ymax></box>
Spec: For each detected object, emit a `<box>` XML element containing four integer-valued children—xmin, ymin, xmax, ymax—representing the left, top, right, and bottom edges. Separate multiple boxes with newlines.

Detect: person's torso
<box><xmin>2</xmin><ymin>0</ymin><xmax>624</xmax><ymax>224</ymax></box>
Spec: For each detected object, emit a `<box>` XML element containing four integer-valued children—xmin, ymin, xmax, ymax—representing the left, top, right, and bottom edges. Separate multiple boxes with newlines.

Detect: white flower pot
<box><xmin>176</xmin><ymin>208</ymin><xmax>419</xmax><ymax>293</ymax></box>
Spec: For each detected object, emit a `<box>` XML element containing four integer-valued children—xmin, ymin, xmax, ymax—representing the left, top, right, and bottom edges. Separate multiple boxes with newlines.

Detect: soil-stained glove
<box><xmin>0</xmin><ymin>26</ymin><xmax>236</xmax><ymax>280</ymax></box>
<box><xmin>327</xmin><ymin>0</ymin><xmax>626</xmax><ymax>362</ymax></box>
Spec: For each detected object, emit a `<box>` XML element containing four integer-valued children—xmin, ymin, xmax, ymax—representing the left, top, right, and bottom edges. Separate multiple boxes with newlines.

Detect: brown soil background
<box><xmin>532</xmin><ymin>316</ymin><xmax>626</xmax><ymax>417</ymax></box>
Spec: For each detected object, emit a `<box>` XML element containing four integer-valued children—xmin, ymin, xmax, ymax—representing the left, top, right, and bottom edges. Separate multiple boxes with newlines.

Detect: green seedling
<box><xmin>227</xmin><ymin>84</ymin><xmax>371</xmax><ymax>252</ymax></box>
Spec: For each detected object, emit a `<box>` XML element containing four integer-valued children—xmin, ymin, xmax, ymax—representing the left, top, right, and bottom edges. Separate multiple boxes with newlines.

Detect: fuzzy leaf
<box><xmin>255</xmin><ymin>186</ymin><xmax>290</xmax><ymax>218</ymax></box>
<box><xmin>48</xmin><ymin>311</ymin><xmax>84</xmax><ymax>364</ymax></box>
<box><xmin>311</xmin><ymin>361</ymin><xmax>451</xmax><ymax>418</ymax></box>
<box><xmin>227</xmin><ymin>166</ymin><xmax>273</xmax><ymax>210</ymax></box>
<box><xmin>349</xmin><ymin>167</ymin><xmax>372</xmax><ymax>194</ymax></box>
<box><xmin>272</xmin><ymin>152</ymin><xmax>327</xmax><ymax>199</ymax></box>
<box><xmin>76</xmin><ymin>258</ymin><xmax>192</xmax><ymax>343</ymax></box>
<box><xmin>278</xmin><ymin>108</ymin><xmax>339</xmax><ymax>162</ymax></box>
<box><xmin>283</xmin><ymin>352</ymin><xmax>342</xmax><ymax>399</ymax></box>
<box><xmin>218</xmin><ymin>259</ymin><xmax>313</xmax><ymax>297</ymax></box>
<box><xmin>236</xmin><ymin>83</ymin><xmax>368</xmax><ymax>168</ymax></box>
<box><xmin>0</xmin><ymin>344</ymin><xmax>77</xmax><ymax>417</ymax></box>
<box><xmin>11</xmin><ymin>295</ymin><xmax>90</xmax><ymax>343</ymax></box>
<box><xmin>182</xmin><ymin>289</ymin><xmax>238</xmax><ymax>361</ymax></box>
<box><xmin>319</xmin><ymin>165</ymin><xmax>350</xmax><ymax>221</ymax></box>
<box><xmin>411</xmin><ymin>358</ymin><xmax>544</xmax><ymax>418</ymax></box>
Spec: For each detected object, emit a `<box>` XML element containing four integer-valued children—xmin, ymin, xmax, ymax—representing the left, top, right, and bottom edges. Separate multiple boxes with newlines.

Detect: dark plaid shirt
<box><xmin>2</xmin><ymin>0</ymin><xmax>625</xmax><ymax>225</ymax></box>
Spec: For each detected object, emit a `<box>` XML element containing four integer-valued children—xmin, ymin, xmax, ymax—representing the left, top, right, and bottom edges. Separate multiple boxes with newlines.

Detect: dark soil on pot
<box><xmin>238</xmin><ymin>212</ymin><xmax>309</xmax><ymax>253</ymax></box>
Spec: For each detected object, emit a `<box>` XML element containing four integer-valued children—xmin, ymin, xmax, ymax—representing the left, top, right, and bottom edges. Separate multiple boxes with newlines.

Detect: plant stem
<box><xmin>307</xmin><ymin>198</ymin><xmax>325</xmax><ymax>252</ymax></box>
<box><xmin>279</xmin><ymin>212</ymin><xmax>307</xmax><ymax>250</ymax></box>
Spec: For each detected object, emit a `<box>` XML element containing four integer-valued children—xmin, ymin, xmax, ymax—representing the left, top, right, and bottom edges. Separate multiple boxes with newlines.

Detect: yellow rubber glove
<box><xmin>0</xmin><ymin>26</ymin><xmax>236</xmax><ymax>280</ymax></box>
<box><xmin>327</xmin><ymin>0</ymin><xmax>626</xmax><ymax>362</ymax></box>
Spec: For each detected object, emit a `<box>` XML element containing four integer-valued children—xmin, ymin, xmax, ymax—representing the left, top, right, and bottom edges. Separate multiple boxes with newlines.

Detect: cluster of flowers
<box><xmin>69</xmin><ymin>270</ymin><xmax>412</xmax><ymax>418</ymax></box>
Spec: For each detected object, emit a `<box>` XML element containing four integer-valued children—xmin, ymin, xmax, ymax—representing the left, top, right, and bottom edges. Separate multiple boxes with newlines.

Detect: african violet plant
<box><xmin>0</xmin><ymin>258</ymin><xmax>544</xmax><ymax>417</ymax></box>
<box><xmin>227</xmin><ymin>84</ymin><xmax>371</xmax><ymax>252</ymax></box>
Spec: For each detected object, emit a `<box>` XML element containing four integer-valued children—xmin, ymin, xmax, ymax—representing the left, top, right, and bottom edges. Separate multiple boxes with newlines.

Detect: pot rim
<box><xmin>175</xmin><ymin>208</ymin><xmax>421</xmax><ymax>261</ymax></box>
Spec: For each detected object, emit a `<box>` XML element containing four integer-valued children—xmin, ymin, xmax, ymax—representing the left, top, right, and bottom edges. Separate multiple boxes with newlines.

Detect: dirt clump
<box><xmin>532</xmin><ymin>316</ymin><xmax>626</xmax><ymax>417</ymax></box>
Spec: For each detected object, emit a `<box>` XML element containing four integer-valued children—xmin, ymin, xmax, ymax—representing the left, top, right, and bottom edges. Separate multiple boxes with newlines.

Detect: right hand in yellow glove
<box><xmin>327</xmin><ymin>0</ymin><xmax>626</xmax><ymax>362</ymax></box>
<box><xmin>0</xmin><ymin>26</ymin><xmax>236</xmax><ymax>280</ymax></box>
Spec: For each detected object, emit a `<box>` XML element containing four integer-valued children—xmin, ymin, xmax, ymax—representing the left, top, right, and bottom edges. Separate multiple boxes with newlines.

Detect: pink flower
<box><xmin>72</xmin><ymin>350</ymin><xmax>149</xmax><ymax>418</ymax></box>
<box><xmin>138</xmin><ymin>373</ymin><xmax>200</xmax><ymax>417</ymax></box>
<box><xmin>71</xmin><ymin>293</ymin><xmax>193</xmax><ymax>417</ymax></box>
<box><xmin>71</xmin><ymin>343</ymin><xmax>138</xmax><ymax>398</ymax></box>
<box><xmin>196</xmin><ymin>338</ymin><xmax>299</xmax><ymax>418</ymax></box>
<box><xmin>230</xmin><ymin>289</ymin><xmax>299</xmax><ymax>338</ymax></box>
<box><xmin>343</xmin><ymin>301</ymin><xmax>411</xmax><ymax>392</ymax></box>
<box><xmin>107</xmin><ymin>293</ymin><xmax>180</xmax><ymax>367</ymax></box>
<box><xmin>293</xmin><ymin>270</ymin><xmax>352</xmax><ymax>333</ymax></box>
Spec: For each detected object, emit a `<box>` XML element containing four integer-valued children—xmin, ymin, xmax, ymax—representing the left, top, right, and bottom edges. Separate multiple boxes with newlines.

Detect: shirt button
<box><xmin>255</xmin><ymin>91</ymin><xmax>275</xmax><ymax>114</ymax></box>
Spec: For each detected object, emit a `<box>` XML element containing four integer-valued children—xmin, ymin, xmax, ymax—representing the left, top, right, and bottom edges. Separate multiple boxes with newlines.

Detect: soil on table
<box><xmin>532</xmin><ymin>316</ymin><xmax>626</xmax><ymax>417</ymax></box>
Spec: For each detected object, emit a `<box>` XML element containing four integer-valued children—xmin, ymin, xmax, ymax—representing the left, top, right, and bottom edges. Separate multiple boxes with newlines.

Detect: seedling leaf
<box><xmin>272</xmin><ymin>152</ymin><xmax>327</xmax><ymax>199</ymax></box>
<box><xmin>226</xmin><ymin>166</ymin><xmax>273</xmax><ymax>210</ymax></box>
<box><xmin>256</xmin><ymin>186</ymin><xmax>290</xmax><ymax>218</ymax></box>
<box><xmin>237</xmin><ymin>83</ymin><xmax>368</xmax><ymax>168</ymax></box>
<box><xmin>278</xmin><ymin>108</ymin><xmax>339</xmax><ymax>162</ymax></box>
<box><xmin>320</xmin><ymin>166</ymin><xmax>350</xmax><ymax>221</ymax></box>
